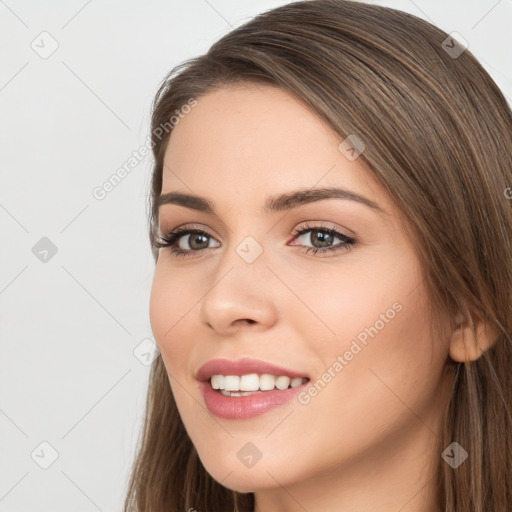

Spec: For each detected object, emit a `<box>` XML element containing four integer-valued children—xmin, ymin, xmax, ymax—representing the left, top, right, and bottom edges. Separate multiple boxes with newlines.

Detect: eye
<box><xmin>289</xmin><ymin>222</ymin><xmax>357</xmax><ymax>256</ymax></box>
<box><xmin>154</xmin><ymin>222</ymin><xmax>358</xmax><ymax>258</ymax></box>
<box><xmin>153</xmin><ymin>224</ymin><xmax>220</xmax><ymax>257</ymax></box>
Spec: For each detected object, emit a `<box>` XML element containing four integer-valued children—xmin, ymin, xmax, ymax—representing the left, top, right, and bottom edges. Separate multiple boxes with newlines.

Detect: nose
<box><xmin>199</xmin><ymin>245</ymin><xmax>279</xmax><ymax>335</ymax></box>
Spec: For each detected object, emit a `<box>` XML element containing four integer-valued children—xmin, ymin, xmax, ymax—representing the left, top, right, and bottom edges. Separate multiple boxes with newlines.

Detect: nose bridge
<box><xmin>199</xmin><ymin>230</ymin><xmax>277</xmax><ymax>330</ymax></box>
<box><xmin>214</xmin><ymin>231</ymin><xmax>271</xmax><ymax>299</ymax></box>
<box><xmin>218</xmin><ymin>212</ymin><xmax>270</xmax><ymax>277</ymax></box>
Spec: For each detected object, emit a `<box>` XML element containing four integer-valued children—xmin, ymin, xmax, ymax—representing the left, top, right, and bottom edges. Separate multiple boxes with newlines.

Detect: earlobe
<box><xmin>449</xmin><ymin>309</ymin><xmax>500</xmax><ymax>363</ymax></box>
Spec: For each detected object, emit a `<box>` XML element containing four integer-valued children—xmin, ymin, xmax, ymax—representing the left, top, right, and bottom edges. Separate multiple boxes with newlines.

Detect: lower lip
<box><xmin>199</xmin><ymin>380</ymin><xmax>309</xmax><ymax>419</ymax></box>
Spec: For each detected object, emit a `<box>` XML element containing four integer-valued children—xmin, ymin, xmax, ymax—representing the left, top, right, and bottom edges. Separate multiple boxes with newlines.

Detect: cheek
<box><xmin>149</xmin><ymin>264</ymin><xmax>170</xmax><ymax>343</ymax></box>
<box><xmin>323</xmin><ymin>246</ymin><xmax>427</xmax><ymax>363</ymax></box>
<box><xmin>313</xmin><ymin>280</ymin><xmax>445</xmax><ymax>437</ymax></box>
<box><xmin>287</xmin><ymin>247</ymin><xmax>412</xmax><ymax>363</ymax></box>
<box><xmin>299</xmin><ymin>247</ymin><xmax>445</xmax><ymax>423</ymax></box>
<box><xmin>149</xmin><ymin>262</ymin><xmax>192</xmax><ymax>369</ymax></box>
<box><xmin>149</xmin><ymin>264</ymin><xmax>203</xmax><ymax>423</ymax></box>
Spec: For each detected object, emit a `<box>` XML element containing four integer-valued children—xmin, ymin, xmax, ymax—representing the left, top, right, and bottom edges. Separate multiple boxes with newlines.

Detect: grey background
<box><xmin>0</xmin><ymin>1</ymin><xmax>510</xmax><ymax>511</ymax></box>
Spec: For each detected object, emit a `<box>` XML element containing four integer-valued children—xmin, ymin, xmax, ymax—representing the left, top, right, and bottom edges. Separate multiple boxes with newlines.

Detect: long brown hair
<box><xmin>123</xmin><ymin>1</ymin><xmax>512</xmax><ymax>510</ymax></box>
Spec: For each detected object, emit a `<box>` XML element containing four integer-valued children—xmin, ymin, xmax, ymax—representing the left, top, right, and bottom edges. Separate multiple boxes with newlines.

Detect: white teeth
<box><xmin>275</xmin><ymin>376</ymin><xmax>291</xmax><ymax>390</ymax></box>
<box><xmin>240</xmin><ymin>374</ymin><xmax>260</xmax><ymax>391</ymax></box>
<box><xmin>219</xmin><ymin>390</ymin><xmax>259</xmax><ymax>397</ymax></box>
<box><xmin>290</xmin><ymin>377</ymin><xmax>303</xmax><ymax>388</ymax></box>
<box><xmin>209</xmin><ymin>373</ymin><xmax>308</xmax><ymax>392</ymax></box>
<box><xmin>260</xmin><ymin>374</ymin><xmax>275</xmax><ymax>390</ymax></box>
<box><xmin>210</xmin><ymin>374</ymin><xmax>224</xmax><ymax>390</ymax></box>
<box><xmin>223</xmin><ymin>375</ymin><xmax>240</xmax><ymax>391</ymax></box>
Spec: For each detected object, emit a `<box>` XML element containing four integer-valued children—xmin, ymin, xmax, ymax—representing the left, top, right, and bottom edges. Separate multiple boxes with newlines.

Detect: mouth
<box><xmin>196</xmin><ymin>357</ymin><xmax>311</xmax><ymax>419</ymax></box>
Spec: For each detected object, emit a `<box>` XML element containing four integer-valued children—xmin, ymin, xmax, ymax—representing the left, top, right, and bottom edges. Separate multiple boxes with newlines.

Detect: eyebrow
<box><xmin>155</xmin><ymin>186</ymin><xmax>388</xmax><ymax>217</ymax></box>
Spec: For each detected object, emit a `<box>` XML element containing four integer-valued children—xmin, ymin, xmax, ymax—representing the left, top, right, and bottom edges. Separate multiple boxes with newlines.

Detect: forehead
<box><xmin>161</xmin><ymin>84</ymin><xmax>388</xmax><ymax>212</ymax></box>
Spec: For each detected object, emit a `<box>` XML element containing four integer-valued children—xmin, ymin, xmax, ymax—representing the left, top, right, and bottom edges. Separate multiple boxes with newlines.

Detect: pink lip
<box><xmin>196</xmin><ymin>357</ymin><xmax>310</xmax><ymax>420</ymax></box>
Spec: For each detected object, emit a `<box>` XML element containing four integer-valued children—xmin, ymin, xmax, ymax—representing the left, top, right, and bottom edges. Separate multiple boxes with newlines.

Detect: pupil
<box><xmin>312</xmin><ymin>230</ymin><xmax>332</xmax><ymax>248</ymax></box>
<box><xmin>190</xmin><ymin>234</ymin><xmax>209</xmax><ymax>250</ymax></box>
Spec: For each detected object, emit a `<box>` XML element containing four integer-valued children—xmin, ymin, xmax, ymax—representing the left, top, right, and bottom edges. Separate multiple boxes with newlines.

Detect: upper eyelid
<box><xmin>163</xmin><ymin>222</ymin><xmax>353</xmax><ymax>244</ymax></box>
<box><xmin>161</xmin><ymin>220</ymin><xmax>344</xmax><ymax>234</ymax></box>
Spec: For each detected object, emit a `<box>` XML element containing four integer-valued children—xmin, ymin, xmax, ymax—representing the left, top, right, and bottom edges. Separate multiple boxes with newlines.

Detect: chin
<box><xmin>200</xmin><ymin>457</ymin><xmax>285</xmax><ymax>493</ymax></box>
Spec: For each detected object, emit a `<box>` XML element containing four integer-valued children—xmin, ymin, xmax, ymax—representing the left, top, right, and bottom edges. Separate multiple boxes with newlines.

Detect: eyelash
<box><xmin>154</xmin><ymin>222</ymin><xmax>358</xmax><ymax>258</ymax></box>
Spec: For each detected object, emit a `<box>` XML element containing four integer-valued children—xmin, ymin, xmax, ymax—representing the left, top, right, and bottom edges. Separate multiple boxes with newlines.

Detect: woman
<box><xmin>124</xmin><ymin>1</ymin><xmax>512</xmax><ymax>510</ymax></box>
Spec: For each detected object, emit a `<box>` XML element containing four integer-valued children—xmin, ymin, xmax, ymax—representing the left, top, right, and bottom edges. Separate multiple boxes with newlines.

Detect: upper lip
<box><xmin>195</xmin><ymin>357</ymin><xmax>310</xmax><ymax>382</ymax></box>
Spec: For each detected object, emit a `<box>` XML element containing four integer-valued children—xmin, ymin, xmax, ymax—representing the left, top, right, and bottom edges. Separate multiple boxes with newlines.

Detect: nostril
<box><xmin>235</xmin><ymin>319</ymin><xmax>256</xmax><ymax>325</ymax></box>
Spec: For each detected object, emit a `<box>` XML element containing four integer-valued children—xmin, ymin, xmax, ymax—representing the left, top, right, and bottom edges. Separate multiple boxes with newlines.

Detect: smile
<box><xmin>196</xmin><ymin>357</ymin><xmax>311</xmax><ymax>419</ymax></box>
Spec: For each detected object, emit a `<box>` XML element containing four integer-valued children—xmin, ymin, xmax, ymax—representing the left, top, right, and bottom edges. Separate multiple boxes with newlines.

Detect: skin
<box><xmin>149</xmin><ymin>83</ymin><xmax>473</xmax><ymax>511</ymax></box>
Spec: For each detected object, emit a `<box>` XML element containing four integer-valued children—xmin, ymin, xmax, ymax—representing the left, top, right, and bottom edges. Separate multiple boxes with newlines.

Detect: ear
<box><xmin>449</xmin><ymin>309</ymin><xmax>500</xmax><ymax>362</ymax></box>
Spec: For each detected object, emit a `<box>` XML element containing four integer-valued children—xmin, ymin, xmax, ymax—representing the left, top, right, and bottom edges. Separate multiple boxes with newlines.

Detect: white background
<box><xmin>0</xmin><ymin>1</ymin><xmax>511</xmax><ymax>511</ymax></box>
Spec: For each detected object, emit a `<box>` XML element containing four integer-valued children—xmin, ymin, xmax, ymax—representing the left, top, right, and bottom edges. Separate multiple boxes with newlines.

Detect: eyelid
<box><xmin>290</xmin><ymin>220</ymin><xmax>355</xmax><ymax>240</ymax></box>
<box><xmin>159</xmin><ymin>219</ymin><xmax>353</xmax><ymax>240</ymax></box>
<box><xmin>157</xmin><ymin>222</ymin><xmax>217</xmax><ymax>240</ymax></box>
<box><xmin>158</xmin><ymin>220</ymin><xmax>222</xmax><ymax>238</ymax></box>
<box><xmin>158</xmin><ymin>212</ymin><xmax>231</xmax><ymax>237</ymax></box>
<box><xmin>156</xmin><ymin>220</ymin><xmax>358</xmax><ymax>259</ymax></box>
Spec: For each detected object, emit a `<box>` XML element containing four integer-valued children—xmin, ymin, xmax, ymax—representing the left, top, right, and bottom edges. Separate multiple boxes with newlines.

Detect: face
<box><xmin>150</xmin><ymin>83</ymin><xmax>451</xmax><ymax>498</ymax></box>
